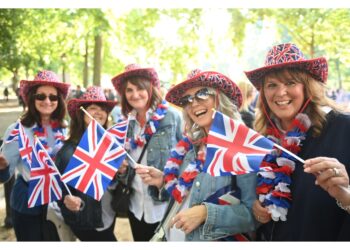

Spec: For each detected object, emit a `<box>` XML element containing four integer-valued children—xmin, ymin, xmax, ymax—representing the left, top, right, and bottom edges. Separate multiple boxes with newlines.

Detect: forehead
<box><xmin>183</xmin><ymin>86</ymin><xmax>205</xmax><ymax>96</ymax></box>
<box><xmin>36</xmin><ymin>85</ymin><xmax>58</xmax><ymax>94</ymax></box>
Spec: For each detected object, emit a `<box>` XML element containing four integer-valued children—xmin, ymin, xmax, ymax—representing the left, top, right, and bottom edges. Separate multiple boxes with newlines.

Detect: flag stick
<box><xmin>80</xmin><ymin>106</ymin><xmax>138</xmax><ymax>167</ymax></box>
<box><xmin>34</xmin><ymin>136</ymin><xmax>73</xmax><ymax>196</ymax></box>
<box><xmin>273</xmin><ymin>143</ymin><xmax>305</xmax><ymax>164</ymax></box>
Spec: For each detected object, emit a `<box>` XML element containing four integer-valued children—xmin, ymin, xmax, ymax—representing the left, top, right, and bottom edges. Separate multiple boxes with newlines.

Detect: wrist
<box><xmin>336</xmin><ymin>185</ymin><xmax>350</xmax><ymax>214</ymax></box>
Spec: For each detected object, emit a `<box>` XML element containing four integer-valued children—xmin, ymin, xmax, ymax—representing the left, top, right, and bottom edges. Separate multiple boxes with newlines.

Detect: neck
<box><xmin>281</xmin><ymin>119</ymin><xmax>292</xmax><ymax>131</ymax></box>
<box><xmin>136</xmin><ymin>110</ymin><xmax>147</xmax><ymax>127</ymax></box>
<box><xmin>41</xmin><ymin>116</ymin><xmax>51</xmax><ymax>126</ymax></box>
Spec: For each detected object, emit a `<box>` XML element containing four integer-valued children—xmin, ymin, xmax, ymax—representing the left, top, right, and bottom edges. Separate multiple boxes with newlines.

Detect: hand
<box><xmin>64</xmin><ymin>195</ymin><xmax>82</xmax><ymax>212</ymax></box>
<box><xmin>0</xmin><ymin>154</ymin><xmax>9</xmax><ymax>170</ymax></box>
<box><xmin>135</xmin><ymin>164</ymin><xmax>164</xmax><ymax>189</ymax></box>
<box><xmin>118</xmin><ymin>159</ymin><xmax>129</xmax><ymax>175</ymax></box>
<box><xmin>170</xmin><ymin>205</ymin><xmax>207</xmax><ymax>235</ymax></box>
<box><xmin>304</xmin><ymin>157</ymin><xmax>350</xmax><ymax>203</ymax></box>
<box><xmin>252</xmin><ymin>199</ymin><xmax>271</xmax><ymax>224</ymax></box>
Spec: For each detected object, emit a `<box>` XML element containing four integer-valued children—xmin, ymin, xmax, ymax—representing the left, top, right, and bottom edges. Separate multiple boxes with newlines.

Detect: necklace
<box><xmin>32</xmin><ymin>120</ymin><xmax>65</xmax><ymax>159</ymax></box>
<box><xmin>126</xmin><ymin>100</ymin><xmax>168</xmax><ymax>150</ymax></box>
<box><xmin>256</xmin><ymin>113</ymin><xmax>311</xmax><ymax>221</ymax></box>
<box><xmin>164</xmin><ymin>136</ymin><xmax>206</xmax><ymax>203</ymax></box>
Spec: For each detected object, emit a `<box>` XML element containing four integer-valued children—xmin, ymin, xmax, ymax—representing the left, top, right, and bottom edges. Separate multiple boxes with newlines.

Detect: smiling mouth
<box><xmin>194</xmin><ymin>109</ymin><xmax>207</xmax><ymax>117</ymax></box>
<box><xmin>275</xmin><ymin>100</ymin><xmax>291</xmax><ymax>106</ymax></box>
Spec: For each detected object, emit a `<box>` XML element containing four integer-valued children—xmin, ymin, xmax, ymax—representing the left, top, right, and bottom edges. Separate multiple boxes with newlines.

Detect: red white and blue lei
<box><xmin>256</xmin><ymin>113</ymin><xmax>311</xmax><ymax>221</ymax></box>
<box><xmin>163</xmin><ymin>136</ymin><xmax>206</xmax><ymax>203</ymax></box>
<box><xmin>125</xmin><ymin>100</ymin><xmax>169</xmax><ymax>150</ymax></box>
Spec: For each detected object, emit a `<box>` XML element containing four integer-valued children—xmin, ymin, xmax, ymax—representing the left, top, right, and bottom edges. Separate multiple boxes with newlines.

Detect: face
<box><xmin>263</xmin><ymin>75</ymin><xmax>305</xmax><ymax>130</ymax></box>
<box><xmin>124</xmin><ymin>81</ymin><xmax>149</xmax><ymax>112</ymax></box>
<box><xmin>182</xmin><ymin>87</ymin><xmax>216</xmax><ymax>133</ymax></box>
<box><xmin>34</xmin><ymin>85</ymin><xmax>59</xmax><ymax>118</ymax></box>
<box><xmin>83</xmin><ymin>104</ymin><xmax>108</xmax><ymax>127</ymax></box>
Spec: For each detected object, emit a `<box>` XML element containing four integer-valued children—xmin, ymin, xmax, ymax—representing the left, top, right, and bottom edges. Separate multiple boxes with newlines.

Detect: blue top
<box><xmin>258</xmin><ymin>110</ymin><xmax>350</xmax><ymax>241</ymax></box>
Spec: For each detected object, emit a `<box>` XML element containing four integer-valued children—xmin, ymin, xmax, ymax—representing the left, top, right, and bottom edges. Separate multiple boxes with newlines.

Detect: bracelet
<box><xmin>336</xmin><ymin>185</ymin><xmax>350</xmax><ymax>214</ymax></box>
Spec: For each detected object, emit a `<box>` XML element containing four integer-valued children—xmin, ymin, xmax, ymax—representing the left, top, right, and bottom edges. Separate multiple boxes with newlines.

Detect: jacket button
<box><xmin>195</xmin><ymin>181</ymin><xmax>200</xmax><ymax>187</ymax></box>
<box><xmin>161</xmin><ymin>131</ymin><xmax>165</xmax><ymax>135</ymax></box>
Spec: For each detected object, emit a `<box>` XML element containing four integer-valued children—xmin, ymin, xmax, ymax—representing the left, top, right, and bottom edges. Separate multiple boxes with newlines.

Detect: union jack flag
<box><xmin>5</xmin><ymin>122</ymin><xmax>19</xmax><ymax>143</ymax></box>
<box><xmin>61</xmin><ymin>119</ymin><xmax>127</xmax><ymax>201</ymax></box>
<box><xmin>203</xmin><ymin>111</ymin><xmax>274</xmax><ymax>176</ymax></box>
<box><xmin>107</xmin><ymin>119</ymin><xmax>128</xmax><ymax>146</ymax></box>
<box><xmin>18</xmin><ymin>122</ymin><xmax>32</xmax><ymax>169</ymax></box>
<box><xmin>28</xmin><ymin>138</ymin><xmax>62</xmax><ymax>208</ymax></box>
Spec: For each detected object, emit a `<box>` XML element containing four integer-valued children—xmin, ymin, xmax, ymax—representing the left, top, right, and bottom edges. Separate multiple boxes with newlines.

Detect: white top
<box><xmin>128</xmin><ymin>110</ymin><xmax>168</xmax><ymax>224</ymax></box>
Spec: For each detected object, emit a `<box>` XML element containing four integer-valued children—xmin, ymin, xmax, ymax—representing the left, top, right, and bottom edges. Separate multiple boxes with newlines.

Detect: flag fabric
<box><xmin>28</xmin><ymin>138</ymin><xmax>62</xmax><ymax>208</ymax></box>
<box><xmin>107</xmin><ymin>119</ymin><xmax>128</xmax><ymax>146</ymax></box>
<box><xmin>5</xmin><ymin>122</ymin><xmax>19</xmax><ymax>143</ymax></box>
<box><xmin>203</xmin><ymin>111</ymin><xmax>274</xmax><ymax>176</ymax></box>
<box><xmin>61</xmin><ymin>119</ymin><xmax>127</xmax><ymax>201</ymax></box>
<box><xmin>18</xmin><ymin>122</ymin><xmax>32</xmax><ymax>169</ymax></box>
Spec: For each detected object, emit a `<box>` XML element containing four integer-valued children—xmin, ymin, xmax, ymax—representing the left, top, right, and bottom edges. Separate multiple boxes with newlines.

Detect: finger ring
<box><xmin>332</xmin><ymin>168</ymin><xmax>340</xmax><ymax>177</ymax></box>
<box><xmin>257</xmin><ymin>216</ymin><xmax>261</xmax><ymax>221</ymax></box>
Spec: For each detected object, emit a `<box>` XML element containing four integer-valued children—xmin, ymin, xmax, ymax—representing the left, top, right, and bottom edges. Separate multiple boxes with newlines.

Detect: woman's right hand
<box><xmin>0</xmin><ymin>154</ymin><xmax>9</xmax><ymax>170</ymax></box>
<box><xmin>135</xmin><ymin>164</ymin><xmax>164</xmax><ymax>189</ymax></box>
<box><xmin>252</xmin><ymin>199</ymin><xmax>271</xmax><ymax>224</ymax></box>
<box><xmin>64</xmin><ymin>195</ymin><xmax>82</xmax><ymax>212</ymax></box>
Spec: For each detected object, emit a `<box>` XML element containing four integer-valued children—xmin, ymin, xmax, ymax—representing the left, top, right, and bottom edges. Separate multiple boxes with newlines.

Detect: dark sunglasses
<box><xmin>179</xmin><ymin>88</ymin><xmax>215</xmax><ymax>107</ymax></box>
<box><xmin>34</xmin><ymin>93</ymin><xmax>59</xmax><ymax>102</ymax></box>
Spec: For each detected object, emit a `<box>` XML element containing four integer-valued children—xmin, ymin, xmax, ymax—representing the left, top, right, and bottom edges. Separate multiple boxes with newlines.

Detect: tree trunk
<box><xmin>83</xmin><ymin>36</ymin><xmax>89</xmax><ymax>88</ymax></box>
<box><xmin>11</xmin><ymin>68</ymin><xmax>19</xmax><ymax>91</ymax></box>
<box><xmin>93</xmin><ymin>34</ymin><xmax>102</xmax><ymax>86</ymax></box>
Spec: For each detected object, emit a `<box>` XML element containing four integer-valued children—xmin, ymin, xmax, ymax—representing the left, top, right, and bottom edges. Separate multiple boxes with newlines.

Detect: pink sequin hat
<box><xmin>111</xmin><ymin>63</ymin><xmax>160</xmax><ymax>95</ymax></box>
<box><xmin>20</xmin><ymin>70</ymin><xmax>71</xmax><ymax>103</ymax></box>
<box><xmin>166</xmin><ymin>69</ymin><xmax>242</xmax><ymax>108</ymax></box>
<box><xmin>245</xmin><ymin>43</ymin><xmax>328</xmax><ymax>90</ymax></box>
<box><xmin>67</xmin><ymin>86</ymin><xmax>117</xmax><ymax>118</ymax></box>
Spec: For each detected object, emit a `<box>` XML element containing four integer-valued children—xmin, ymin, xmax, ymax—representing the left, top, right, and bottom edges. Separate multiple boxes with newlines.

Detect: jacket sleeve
<box><xmin>200</xmin><ymin>173</ymin><xmax>257</xmax><ymax>240</ymax></box>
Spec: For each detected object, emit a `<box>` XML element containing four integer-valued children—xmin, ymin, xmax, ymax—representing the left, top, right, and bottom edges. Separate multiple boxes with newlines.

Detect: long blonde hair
<box><xmin>254</xmin><ymin>68</ymin><xmax>344</xmax><ymax>137</ymax></box>
<box><xmin>183</xmin><ymin>87</ymin><xmax>242</xmax><ymax>144</ymax></box>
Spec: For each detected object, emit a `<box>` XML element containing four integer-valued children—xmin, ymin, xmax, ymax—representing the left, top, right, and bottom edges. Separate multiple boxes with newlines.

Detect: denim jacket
<box><xmin>158</xmin><ymin>147</ymin><xmax>257</xmax><ymax>241</ymax></box>
<box><xmin>124</xmin><ymin>106</ymin><xmax>182</xmax><ymax>200</ymax></box>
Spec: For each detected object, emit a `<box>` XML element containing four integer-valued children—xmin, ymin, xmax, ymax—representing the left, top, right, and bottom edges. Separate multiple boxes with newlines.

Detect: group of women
<box><xmin>0</xmin><ymin>42</ymin><xmax>349</xmax><ymax>242</ymax></box>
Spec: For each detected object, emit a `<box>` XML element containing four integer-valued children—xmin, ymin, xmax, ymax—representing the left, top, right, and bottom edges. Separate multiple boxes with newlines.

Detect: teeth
<box><xmin>276</xmin><ymin>101</ymin><xmax>290</xmax><ymax>105</ymax></box>
<box><xmin>195</xmin><ymin>110</ymin><xmax>206</xmax><ymax>116</ymax></box>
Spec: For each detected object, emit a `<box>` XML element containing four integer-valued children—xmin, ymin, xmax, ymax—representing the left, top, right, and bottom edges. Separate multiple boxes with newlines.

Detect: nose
<box><xmin>275</xmin><ymin>84</ymin><xmax>288</xmax><ymax>96</ymax></box>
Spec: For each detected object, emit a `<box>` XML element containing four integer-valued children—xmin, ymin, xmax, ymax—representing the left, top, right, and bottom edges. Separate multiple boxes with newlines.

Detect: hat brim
<box><xmin>111</xmin><ymin>68</ymin><xmax>160</xmax><ymax>94</ymax></box>
<box><xmin>165</xmin><ymin>71</ymin><xmax>242</xmax><ymax>108</ymax></box>
<box><xmin>20</xmin><ymin>80</ymin><xmax>71</xmax><ymax>103</ymax></box>
<box><xmin>67</xmin><ymin>99</ymin><xmax>117</xmax><ymax>118</ymax></box>
<box><xmin>245</xmin><ymin>57</ymin><xmax>328</xmax><ymax>90</ymax></box>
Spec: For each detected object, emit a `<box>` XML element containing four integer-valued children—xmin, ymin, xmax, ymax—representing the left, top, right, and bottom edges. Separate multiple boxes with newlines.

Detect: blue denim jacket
<box><xmin>158</xmin><ymin>147</ymin><xmax>257</xmax><ymax>241</ymax></box>
<box><xmin>126</xmin><ymin>106</ymin><xmax>182</xmax><ymax>200</ymax></box>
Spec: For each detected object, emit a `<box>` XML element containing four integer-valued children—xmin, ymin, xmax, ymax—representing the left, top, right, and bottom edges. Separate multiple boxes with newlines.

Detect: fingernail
<box><xmin>315</xmin><ymin>180</ymin><xmax>318</xmax><ymax>185</ymax></box>
<box><xmin>304</xmin><ymin>167</ymin><xmax>310</xmax><ymax>173</ymax></box>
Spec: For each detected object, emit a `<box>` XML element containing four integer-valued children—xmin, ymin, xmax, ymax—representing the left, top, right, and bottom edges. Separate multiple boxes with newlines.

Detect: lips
<box><xmin>275</xmin><ymin>100</ymin><xmax>291</xmax><ymax>106</ymax></box>
<box><xmin>194</xmin><ymin>109</ymin><xmax>207</xmax><ymax>117</ymax></box>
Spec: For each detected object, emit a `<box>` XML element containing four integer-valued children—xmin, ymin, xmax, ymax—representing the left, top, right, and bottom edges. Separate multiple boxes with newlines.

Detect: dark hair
<box><xmin>67</xmin><ymin>103</ymin><xmax>110</xmax><ymax>144</ymax></box>
<box><xmin>119</xmin><ymin>76</ymin><xmax>163</xmax><ymax>117</ymax></box>
<box><xmin>20</xmin><ymin>85</ymin><xmax>67</xmax><ymax>128</ymax></box>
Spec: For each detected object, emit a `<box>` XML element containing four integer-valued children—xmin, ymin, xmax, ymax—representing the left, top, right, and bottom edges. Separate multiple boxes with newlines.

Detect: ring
<box><xmin>257</xmin><ymin>216</ymin><xmax>261</xmax><ymax>221</ymax></box>
<box><xmin>333</xmin><ymin>168</ymin><xmax>340</xmax><ymax>177</ymax></box>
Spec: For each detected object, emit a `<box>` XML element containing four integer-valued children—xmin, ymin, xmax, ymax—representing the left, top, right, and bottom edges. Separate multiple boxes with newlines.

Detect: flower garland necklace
<box><xmin>256</xmin><ymin>113</ymin><xmax>311</xmax><ymax>221</ymax></box>
<box><xmin>163</xmin><ymin>136</ymin><xmax>206</xmax><ymax>203</ymax></box>
<box><xmin>126</xmin><ymin>100</ymin><xmax>168</xmax><ymax>150</ymax></box>
<box><xmin>32</xmin><ymin>120</ymin><xmax>65</xmax><ymax>159</ymax></box>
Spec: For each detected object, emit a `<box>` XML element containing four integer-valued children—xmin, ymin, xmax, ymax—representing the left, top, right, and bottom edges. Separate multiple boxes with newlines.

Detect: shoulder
<box><xmin>325</xmin><ymin>110</ymin><xmax>350</xmax><ymax>128</ymax></box>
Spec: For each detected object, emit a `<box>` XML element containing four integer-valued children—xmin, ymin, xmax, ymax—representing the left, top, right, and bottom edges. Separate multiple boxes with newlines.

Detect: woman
<box><xmin>0</xmin><ymin>70</ymin><xmax>70</xmax><ymax>241</ymax></box>
<box><xmin>111</xmin><ymin>64</ymin><xmax>182</xmax><ymax>241</ymax></box>
<box><xmin>244</xmin><ymin>43</ymin><xmax>350</xmax><ymax>240</ymax></box>
<box><xmin>55</xmin><ymin>86</ymin><xmax>118</xmax><ymax>241</ymax></box>
<box><xmin>136</xmin><ymin>69</ymin><xmax>257</xmax><ymax>241</ymax></box>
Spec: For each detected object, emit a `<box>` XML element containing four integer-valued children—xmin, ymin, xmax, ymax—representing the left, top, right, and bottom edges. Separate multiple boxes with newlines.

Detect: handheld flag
<box><xmin>18</xmin><ymin>122</ymin><xmax>32</xmax><ymax>169</ymax></box>
<box><xmin>107</xmin><ymin>119</ymin><xmax>128</xmax><ymax>146</ymax></box>
<box><xmin>28</xmin><ymin>137</ymin><xmax>62</xmax><ymax>208</ymax></box>
<box><xmin>4</xmin><ymin>122</ymin><xmax>19</xmax><ymax>143</ymax></box>
<box><xmin>61</xmin><ymin>119</ymin><xmax>127</xmax><ymax>201</ymax></box>
<box><xmin>203</xmin><ymin>110</ymin><xmax>274</xmax><ymax>176</ymax></box>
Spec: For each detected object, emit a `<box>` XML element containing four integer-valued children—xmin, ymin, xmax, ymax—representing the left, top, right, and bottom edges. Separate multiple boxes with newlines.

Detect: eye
<box><xmin>265</xmin><ymin>82</ymin><xmax>277</xmax><ymax>89</ymax></box>
<box><xmin>286</xmin><ymin>81</ymin><xmax>296</xmax><ymax>86</ymax></box>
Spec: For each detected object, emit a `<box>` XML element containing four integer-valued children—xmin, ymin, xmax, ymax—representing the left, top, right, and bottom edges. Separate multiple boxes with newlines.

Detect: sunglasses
<box><xmin>178</xmin><ymin>88</ymin><xmax>215</xmax><ymax>107</ymax></box>
<box><xmin>34</xmin><ymin>93</ymin><xmax>59</xmax><ymax>102</ymax></box>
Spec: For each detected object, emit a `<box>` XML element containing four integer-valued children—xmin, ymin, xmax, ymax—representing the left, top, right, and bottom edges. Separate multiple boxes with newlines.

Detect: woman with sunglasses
<box><xmin>0</xmin><ymin>70</ymin><xmax>70</xmax><ymax>241</ymax></box>
<box><xmin>245</xmin><ymin>43</ymin><xmax>350</xmax><ymax>240</ymax></box>
<box><xmin>55</xmin><ymin>86</ymin><xmax>119</xmax><ymax>241</ymax></box>
<box><xmin>111</xmin><ymin>64</ymin><xmax>182</xmax><ymax>241</ymax></box>
<box><xmin>136</xmin><ymin>69</ymin><xmax>256</xmax><ymax>241</ymax></box>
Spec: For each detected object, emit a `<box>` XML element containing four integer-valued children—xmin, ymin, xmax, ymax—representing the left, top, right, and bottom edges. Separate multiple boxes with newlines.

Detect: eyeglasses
<box><xmin>178</xmin><ymin>88</ymin><xmax>215</xmax><ymax>107</ymax></box>
<box><xmin>34</xmin><ymin>93</ymin><xmax>59</xmax><ymax>102</ymax></box>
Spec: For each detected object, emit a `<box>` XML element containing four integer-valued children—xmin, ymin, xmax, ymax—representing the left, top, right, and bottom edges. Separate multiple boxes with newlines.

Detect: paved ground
<box><xmin>0</xmin><ymin>99</ymin><xmax>133</xmax><ymax>241</ymax></box>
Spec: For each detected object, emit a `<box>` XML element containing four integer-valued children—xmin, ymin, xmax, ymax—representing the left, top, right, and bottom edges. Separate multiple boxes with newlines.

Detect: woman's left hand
<box><xmin>170</xmin><ymin>205</ymin><xmax>207</xmax><ymax>235</ymax></box>
<box><xmin>304</xmin><ymin>157</ymin><xmax>349</xmax><ymax>201</ymax></box>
